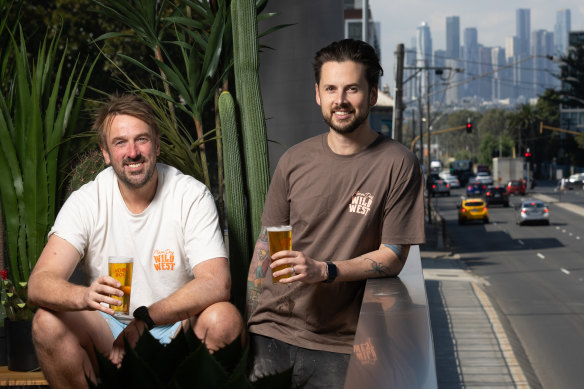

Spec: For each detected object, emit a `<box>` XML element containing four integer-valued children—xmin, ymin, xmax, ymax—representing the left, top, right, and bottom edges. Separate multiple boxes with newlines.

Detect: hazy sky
<box><xmin>368</xmin><ymin>0</ymin><xmax>584</xmax><ymax>92</ymax></box>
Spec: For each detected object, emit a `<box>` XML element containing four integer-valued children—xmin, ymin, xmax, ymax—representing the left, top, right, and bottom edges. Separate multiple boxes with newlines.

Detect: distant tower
<box><xmin>532</xmin><ymin>30</ymin><xmax>555</xmax><ymax>96</ymax></box>
<box><xmin>446</xmin><ymin>16</ymin><xmax>460</xmax><ymax>59</ymax></box>
<box><xmin>463</xmin><ymin>27</ymin><xmax>478</xmax><ymax>97</ymax></box>
<box><xmin>417</xmin><ymin>22</ymin><xmax>433</xmax><ymax>97</ymax></box>
<box><xmin>516</xmin><ymin>9</ymin><xmax>531</xmax><ymax>57</ymax></box>
<box><xmin>554</xmin><ymin>9</ymin><xmax>571</xmax><ymax>56</ymax></box>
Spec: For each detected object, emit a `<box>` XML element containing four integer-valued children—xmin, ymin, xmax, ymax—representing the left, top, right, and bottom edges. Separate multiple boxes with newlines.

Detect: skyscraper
<box><xmin>446</xmin><ymin>16</ymin><xmax>460</xmax><ymax>59</ymax></box>
<box><xmin>463</xmin><ymin>27</ymin><xmax>478</xmax><ymax>97</ymax></box>
<box><xmin>516</xmin><ymin>9</ymin><xmax>531</xmax><ymax>57</ymax></box>
<box><xmin>417</xmin><ymin>22</ymin><xmax>433</xmax><ymax>98</ymax></box>
<box><xmin>532</xmin><ymin>30</ymin><xmax>555</xmax><ymax>96</ymax></box>
<box><xmin>554</xmin><ymin>9</ymin><xmax>571</xmax><ymax>56</ymax></box>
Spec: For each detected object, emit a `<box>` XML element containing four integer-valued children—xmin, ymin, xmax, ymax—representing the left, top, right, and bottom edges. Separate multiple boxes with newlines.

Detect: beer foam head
<box><xmin>266</xmin><ymin>225</ymin><xmax>292</xmax><ymax>232</ymax></box>
<box><xmin>108</xmin><ymin>256</ymin><xmax>134</xmax><ymax>263</ymax></box>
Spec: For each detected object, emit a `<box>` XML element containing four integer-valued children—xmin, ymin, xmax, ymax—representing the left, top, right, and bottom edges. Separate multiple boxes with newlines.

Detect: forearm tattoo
<box><xmin>363</xmin><ymin>256</ymin><xmax>391</xmax><ymax>276</ymax></box>
<box><xmin>246</xmin><ymin>227</ymin><xmax>269</xmax><ymax>318</ymax></box>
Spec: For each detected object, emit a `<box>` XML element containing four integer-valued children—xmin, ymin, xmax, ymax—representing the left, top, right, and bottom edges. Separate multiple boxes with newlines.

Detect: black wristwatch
<box><xmin>323</xmin><ymin>261</ymin><xmax>338</xmax><ymax>283</ymax></box>
<box><xmin>133</xmin><ymin>306</ymin><xmax>155</xmax><ymax>330</ymax></box>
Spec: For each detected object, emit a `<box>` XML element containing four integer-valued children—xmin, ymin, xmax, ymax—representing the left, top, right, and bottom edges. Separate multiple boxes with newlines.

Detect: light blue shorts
<box><xmin>99</xmin><ymin>311</ymin><xmax>182</xmax><ymax>345</ymax></box>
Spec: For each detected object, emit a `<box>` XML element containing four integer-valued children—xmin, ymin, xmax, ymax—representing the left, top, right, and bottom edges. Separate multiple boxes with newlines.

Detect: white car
<box><xmin>439</xmin><ymin>172</ymin><xmax>461</xmax><ymax>188</ymax></box>
<box><xmin>475</xmin><ymin>172</ymin><xmax>493</xmax><ymax>186</ymax></box>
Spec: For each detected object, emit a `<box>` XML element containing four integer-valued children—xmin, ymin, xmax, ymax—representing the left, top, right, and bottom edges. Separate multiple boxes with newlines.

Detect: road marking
<box><xmin>537</xmin><ymin>253</ymin><xmax>545</xmax><ymax>259</ymax></box>
<box><xmin>562</xmin><ymin>229</ymin><xmax>567</xmax><ymax>233</ymax></box>
<box><xmin>472</xmin><ymin>284</ymin><xmax>530</xmax><ymax>387</ymax></box>
<box><xmin>569</xmin><ymin>232</ymin><xmax>573</xmax><ymax>236</ymax></box>
<box><xmin>561</xmin><ymin>268</ymin><xmax>571</xmax><ymax>275</ymax></box>
<box><xmin>518</xmin><ymin>240</ymin><xmax>524</xmax><ymax>245</ymax></box>
<box><xmin>577</xmin><ymin>236</ymin><xmax>581</xmax><ymax>240</ymax></box>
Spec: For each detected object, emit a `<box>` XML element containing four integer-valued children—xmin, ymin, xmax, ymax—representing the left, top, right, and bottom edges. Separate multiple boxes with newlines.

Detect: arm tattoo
<box><xmin>246</xmin><ymin>227</ymin><xmax>270</xmax><ymax>318</ymax></box>
<box><xmin>363</xmin><ymin>256</ymin><xmax>391</xmax><ymax>276</ymax></box>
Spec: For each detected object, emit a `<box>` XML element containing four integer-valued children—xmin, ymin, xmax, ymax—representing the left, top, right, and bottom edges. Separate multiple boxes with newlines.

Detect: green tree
<box><xmin>557</xmin><ymin>42</ymin><xmax>584</xmax><ymax>108</ymax></box>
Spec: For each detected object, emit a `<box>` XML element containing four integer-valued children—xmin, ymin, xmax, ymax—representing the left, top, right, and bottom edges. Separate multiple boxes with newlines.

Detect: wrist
<box><xmin>322</xmin><ymin>261</ymin><xmax>338</xmax><ymax>283</ymax></box>
<box><xmin>133</xmin><ymin>306</ymin><xmax>155</xmax><ymax>330</ymax></box>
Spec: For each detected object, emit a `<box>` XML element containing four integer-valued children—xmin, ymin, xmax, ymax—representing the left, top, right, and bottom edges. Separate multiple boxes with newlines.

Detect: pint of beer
<box><xmin>267</xmin><ymin>226</ymin><xmax>292</xmax><ymax>284</ymax></box>
<box><xmin>108</xmin><ymin>256</ymin><xmax>134</xmax><ymax>315</ymax></box>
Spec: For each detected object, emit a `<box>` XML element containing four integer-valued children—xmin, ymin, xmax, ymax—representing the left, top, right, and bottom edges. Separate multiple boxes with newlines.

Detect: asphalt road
<box><xmin>432</xmin><ymin>182</ymin><xmax>584</xmax><ymax>389</ymax></box>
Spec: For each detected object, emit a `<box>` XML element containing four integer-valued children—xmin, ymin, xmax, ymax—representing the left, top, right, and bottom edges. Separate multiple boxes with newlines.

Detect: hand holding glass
<box><xmin>267</xmin><ymin>226</ymin><xmax>293</xmax><ymax>283</ymax></box>
<box><xmin>108</xmin><ymin>256</ymin><xmax>133</xmax><ymax>315</ymax></box>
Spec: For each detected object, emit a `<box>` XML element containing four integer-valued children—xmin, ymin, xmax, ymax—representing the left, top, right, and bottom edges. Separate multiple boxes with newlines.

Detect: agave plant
<box><xmin>0</xmin><ymin>24</ymin><xmax>94</xmax><ymax>295</ymax></box>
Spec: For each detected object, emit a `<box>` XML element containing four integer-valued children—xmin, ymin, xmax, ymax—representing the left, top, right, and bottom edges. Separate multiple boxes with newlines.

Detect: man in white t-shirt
<box><xmin>28</xmin><ymin>94</ymin><xmax>243</xmax><ymax>389</ymax></box>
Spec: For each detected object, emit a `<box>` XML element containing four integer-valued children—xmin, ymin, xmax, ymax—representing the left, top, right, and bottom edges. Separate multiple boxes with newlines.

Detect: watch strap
<box><xmin>133</xmin><ymin>306</ymin><xmax>155</xmax><ymax>330</ymax></box>
<box><xmin>323</xmin><ymin>261</ymin><xmax>338</xmax><ymax>283</ymax></box>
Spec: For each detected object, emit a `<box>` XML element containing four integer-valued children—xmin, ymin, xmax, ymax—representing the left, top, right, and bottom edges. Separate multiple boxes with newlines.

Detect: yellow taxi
<box><xmin>457</xmin><ymin>198</ymin><xmax>489</xmax><ymax>225</ymax></box>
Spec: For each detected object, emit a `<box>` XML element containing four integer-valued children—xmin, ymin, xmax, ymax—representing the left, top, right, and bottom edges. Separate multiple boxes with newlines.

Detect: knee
<box><xmin>194</xmin><ymin>302</ymin><xmax>245</xmax><ymax>352</ymax></box>
<box><xmin>32</xmin><ymin>308</ymin><xmax>64</xmax><ymax>348</ymax></box>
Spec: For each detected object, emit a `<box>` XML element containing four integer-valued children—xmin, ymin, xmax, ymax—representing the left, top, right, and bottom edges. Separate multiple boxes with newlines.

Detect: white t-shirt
<box><xmin>50</xmin><ymin>163</ymin><xmax>227</xmax><ymax>315</ymax></box>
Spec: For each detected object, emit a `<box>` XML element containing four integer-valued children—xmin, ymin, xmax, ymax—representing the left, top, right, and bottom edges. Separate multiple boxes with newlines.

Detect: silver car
<box><xmin>516</xmin><ymin>200</ymin><xmax>550</xmax><ymax>226</ymax></box>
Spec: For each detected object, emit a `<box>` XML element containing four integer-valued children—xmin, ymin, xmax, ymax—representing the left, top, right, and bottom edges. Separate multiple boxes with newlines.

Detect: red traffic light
<box><xmin>466</xmin><ymin>122</ymin><xmax>472</xmax><ymax>133</ymax></box>
<box><xmin>524</xmin><ymin>152</ymin><xmax>532</xmax><ymax>158</ymax></box>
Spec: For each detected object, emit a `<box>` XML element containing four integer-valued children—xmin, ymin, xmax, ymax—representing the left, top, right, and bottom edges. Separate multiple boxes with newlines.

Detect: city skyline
<box><xmin>368</xmin><ymin>0</ymin><xmax>584</xmax><ymax>91</ymax></box>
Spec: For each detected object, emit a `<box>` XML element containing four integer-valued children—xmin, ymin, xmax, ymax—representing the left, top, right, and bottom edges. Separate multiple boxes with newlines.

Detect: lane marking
<box><xmin>472</xmin><ymin>284</ymin><xmax>530</xmax><ymax>387</ymax></box>
<box><xmin>518</xmin><ymin>240</ymin><xmax>524</xmax><ymax>245</ymax></box>
<box><xmin>537</xmin><ymin>253</ymin><xmax>545</xmax><ymax>259</ymax></box>
<box><xmin>561</xmin><ymin>268</ymin><xmax>571</xmax><ymax>275</ymax></box>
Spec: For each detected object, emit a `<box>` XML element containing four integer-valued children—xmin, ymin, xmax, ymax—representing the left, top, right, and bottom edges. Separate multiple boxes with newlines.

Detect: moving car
<box><xmin>458</xmin><ymin>198</ymin><xmax>489</xmax><ymax>224</ymax></box>
<box><xmin>485</xmin><ymin>186</ymin><xmax>509</xmax><ymax>207</ymax></box>
<box><xmin>466</xmin><ymin>182</ymin><xmax>486</xmax><ymax>196</ymax></box>
<box><xmin>566</xmin><ymin>173</ymin><xmax>584</xmax><ymax>190</ymax></box>
<box><xmin>507</xmin><ymin>179</ymin><xmax>526</xmax><ymax>195</ymax></box>
<box><xmin>439</xmin><ymin>172</ymin><xmax>461</xmax><ymax>189</ymax></box>
<box><xmin>431</xmin><ymin>179</ymin><xmax>450</xmax><ymax>196</ymax></box>
<box><xmin>516</xmin><ymin>200</ymin><xmax>550</xmax><ymax>225</ymax></box>
<box><xmin>475</xmin><ymin>172</ymin><xmax>493</xmax><ymax>186</ymax></box>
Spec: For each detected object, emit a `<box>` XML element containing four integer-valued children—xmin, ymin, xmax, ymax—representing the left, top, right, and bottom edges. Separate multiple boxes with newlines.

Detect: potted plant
<box><xmin>0</xmin><ymin>13</ymin><xmax>94</xmax><ymax>370</ymax></box>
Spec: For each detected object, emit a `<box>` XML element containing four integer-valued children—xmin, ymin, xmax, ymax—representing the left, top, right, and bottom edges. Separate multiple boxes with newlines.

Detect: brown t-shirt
<box><xmin>248</xmin><ymin>133</ymin><xmax>425</xmax><ymax>353</ymax></box>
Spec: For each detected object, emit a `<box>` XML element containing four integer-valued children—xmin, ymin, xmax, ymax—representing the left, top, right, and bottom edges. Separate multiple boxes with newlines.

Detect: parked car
<box><xmin>431</xmin><ymin>179</ymin><xmax>450</xmax><ymax>196</ymax></box>
<box><xmin>458</xmin><ymin>198</ymin><xmax>489</xmax><ymax>224</ymax></box>
<box><xmin>485</xmin><ymin>186</ymin><xmax>509</xmax><ymax>207</ymax></box>
<box><xmin>467</xmin><ymin>182</ymin><xmax>486</xmax><ymax>196</ymax></box>
<box><xmin>439</xmin><ymin>172</ymin><xmax>461</xmax><ymax>189</ymax></box>
<box><xmin>507</xmin><ymin>179</ymin><xmax>526</xmax><ymax>195</ymax></box>
<box><xmin>566</xmin><ymin>173</ymin><xmax>584</xmax><ymax>190</ymax></box>
<box><xmin>516</xmin><ymin>200</ymin><xmax>550</xmax><ymax>225</ymax></box>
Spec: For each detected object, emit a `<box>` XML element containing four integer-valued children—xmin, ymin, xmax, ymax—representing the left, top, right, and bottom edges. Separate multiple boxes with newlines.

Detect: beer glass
<box><xmin>267</xmin><ymin>226</ymin><xmax>292</xmax><ymax>284</ymax></box>
<box><xmin>108</xmin><ymin>256</ymin><xmax>134</xmax><ymax>315</ymax></box>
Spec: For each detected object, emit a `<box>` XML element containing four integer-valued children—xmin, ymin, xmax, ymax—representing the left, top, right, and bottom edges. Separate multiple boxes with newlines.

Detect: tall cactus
<box><xmin>218</xmin><ymin>91</ymin><xmax>251</xmax><ymax>313</ymax></box>
<box><xmin>231</xmin><ymin>0</ymin><xmax>271</xmax><ymax>241</ymax></box>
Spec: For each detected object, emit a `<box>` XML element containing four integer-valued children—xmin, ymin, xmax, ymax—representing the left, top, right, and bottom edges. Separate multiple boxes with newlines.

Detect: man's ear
<box><xmin>369</xmin><ymin>85</ymin><xmax>378</xmax><ymax>107</ymax></box>
<box><xmin>101</xmin><ymin>144</ymin><xmax>111</xmax><ymax>165</ymax></box>
<box><xmin>315</xmin><ymin>83</ymin><xmax>321</xmax><ymax>106</ymax></box>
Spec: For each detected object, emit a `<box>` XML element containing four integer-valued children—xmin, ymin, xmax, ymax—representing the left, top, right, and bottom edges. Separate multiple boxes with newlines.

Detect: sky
<box><xmin>368</xmin><ymin>0</ymin><xmax>584</xmax><ymax>94</ymax></box>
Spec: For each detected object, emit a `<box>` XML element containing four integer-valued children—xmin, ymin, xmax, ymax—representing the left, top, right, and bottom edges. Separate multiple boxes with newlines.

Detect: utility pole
<box><xmin>362</xmin><ymin>0</ymin><xmax>369</xmax><ymax>43</ymax></box>
<box><xmin>392</xmin><ymin>44</ymin><xmax>405</xmax><ymax>143</ymax></box>
<box><xmin>425</xmin><ymin>64</ymin><xmax>432</xmax><ymax>223</ymax></box>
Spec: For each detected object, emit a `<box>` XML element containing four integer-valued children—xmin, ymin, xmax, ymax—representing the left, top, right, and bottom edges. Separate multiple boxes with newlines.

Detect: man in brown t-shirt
<box><xmin>247</xmin><ymin>39</ymin><xmax>425</xmax><ymax>388</ymax></box>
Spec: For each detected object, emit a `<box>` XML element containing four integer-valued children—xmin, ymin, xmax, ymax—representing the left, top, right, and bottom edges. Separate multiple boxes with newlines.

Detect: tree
<box><xmin>557</xmin><ymin>42</ymin><xmax>584</xmax><ymax>108</ymax></box>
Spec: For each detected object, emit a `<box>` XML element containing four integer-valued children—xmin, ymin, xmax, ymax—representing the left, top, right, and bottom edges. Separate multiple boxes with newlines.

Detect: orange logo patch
<box><xmin>153</xmin><ymin>249</ymin><xmax>175</xmax><ymax>271</ymax></box>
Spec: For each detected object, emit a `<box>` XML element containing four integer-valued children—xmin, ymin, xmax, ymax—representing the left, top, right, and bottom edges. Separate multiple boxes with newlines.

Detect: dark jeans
<box><xmin>248</xmin><ymin>333</ymin><xmax>351</xmax><ymax>389</ymax></box>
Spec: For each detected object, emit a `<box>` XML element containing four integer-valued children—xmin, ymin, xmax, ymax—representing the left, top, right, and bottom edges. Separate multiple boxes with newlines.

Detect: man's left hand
<box><xmin>109</xmin><ymin>319</ymin><xmax>149</xmax><ymax>367</ymax></box>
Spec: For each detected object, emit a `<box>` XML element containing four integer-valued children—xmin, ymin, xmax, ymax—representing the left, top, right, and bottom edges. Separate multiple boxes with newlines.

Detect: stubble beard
<box><xmin>323</xmin><ymin>104</ymin><xmax>370</xmax><ymax>135</ymax></box>
<box><xmin>112</xmin><ymin>156</ymin><xmax>157</xmax><ymax>189</ymax></box>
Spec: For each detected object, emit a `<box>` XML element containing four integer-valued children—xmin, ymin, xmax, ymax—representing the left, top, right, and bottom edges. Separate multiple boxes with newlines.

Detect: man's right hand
<box><xmin>84</xmin><ymin>276</ymin><xmax>124</xmax><ymax>315</ymax></box>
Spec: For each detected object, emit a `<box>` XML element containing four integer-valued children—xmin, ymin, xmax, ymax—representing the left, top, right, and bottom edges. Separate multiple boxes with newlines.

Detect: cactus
<box><xmin>67</xmin><ymin>149</ymin><xmax>107</xmax><ymax>196</ymax></box>
<box><xmin>231</xmin><ymin>0</ymin><xmax>271</xmax><ymax>241</ymax></box>
<box><xmin>219</xmin><ymin>91</ymin><xmax>251</xmax><ymax>313</ymax></box>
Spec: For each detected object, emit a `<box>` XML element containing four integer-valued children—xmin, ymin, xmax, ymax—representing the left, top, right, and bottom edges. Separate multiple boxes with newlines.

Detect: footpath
<box><xmin>421</xmin><ymin>220</ymin><xmax>530</xmax><ymax>389</ymax></box>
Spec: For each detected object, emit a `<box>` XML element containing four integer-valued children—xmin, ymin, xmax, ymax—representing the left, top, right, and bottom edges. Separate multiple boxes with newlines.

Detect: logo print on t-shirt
<box><xmin>153</xmin><ymin>249</ymin><xmax>175</xmax><ymax>271</ymax></box>
<box><xmin>349</xmin><ymin>191</ymin><xmax>374</xmax><ymax>215</ymax></box>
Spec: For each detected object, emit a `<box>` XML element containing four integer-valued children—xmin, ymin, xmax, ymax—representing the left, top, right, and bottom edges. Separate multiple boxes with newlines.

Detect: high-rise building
<box><xmin>404</xmin><ymin>46</ymin><xmax>418</xmax><ymax>101</ymax></box>
<box><xmin>417</xmin><ymin>22</ymin><xmax>433</xmax><ymax>97</ymax></box>
<box><xmin>532</xmin><ymin>30</ymin><xmax>555</xmax><ymax>96</ymax></box>
<box><xmin>491</xmin><ymin>47</ymin><xmax>508</xmax><ymax>100</ymax></box>
<box><xmin>446</xmin><ymin>16</ymin><xmax>460</xmax><ymax>59</ymax></box>
<box><xmin>516</xmin><ymin>9</ymin><xmax>531</xmax><ymax>57</ymax></box>
<box><xmin>463</xmin><ymin>27</ymin><xmax>479</xmax><ymax>97</ymax></box>
<box><xmin>478</xmin><ymin>46</ymin><xmax>493</xmax><ymax>100</ymax></box>
<box><xmin>554</xmin><ymin>9</ymin><xmax>571</xmax><ymax>56</ymax></box>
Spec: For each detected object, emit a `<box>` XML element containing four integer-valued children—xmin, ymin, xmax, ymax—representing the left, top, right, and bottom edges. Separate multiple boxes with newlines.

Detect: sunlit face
<box><xmin>100</xmin><ymin>115</ymin><xmax>160</xmax><ymax>190</ymax></box>
<box><xmin>315</xmin><ymin>60</ymin><xmax>377</xmax><ymax>135</ymax></box>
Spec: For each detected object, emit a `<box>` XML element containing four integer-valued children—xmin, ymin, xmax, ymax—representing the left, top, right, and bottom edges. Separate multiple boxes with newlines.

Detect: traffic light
<box><xmin>466</xmin><ymin>120</ymin><xmax>472</xmax><ymax>133</ymax></box>
<box><xmin>524</xmin><ymin>151</ymin><xmax>532</xmax><ymax>161</ymax></box>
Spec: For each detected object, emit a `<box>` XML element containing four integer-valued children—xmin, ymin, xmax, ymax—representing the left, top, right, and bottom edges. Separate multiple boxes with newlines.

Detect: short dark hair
<box><xmin>313</xmin><ymin>39</ymin><xmax>383</xmax><ymax>88</ymax></box>
<box><xmin>92</xmin><ymin>94</ymin><xmax>160</xmax><ymax>148</ymax></box>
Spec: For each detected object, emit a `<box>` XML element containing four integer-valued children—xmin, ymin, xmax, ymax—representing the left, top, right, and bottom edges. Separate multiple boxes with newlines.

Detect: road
<box><xmin>432</xmin><ymin>182</ymin><xmax>584</xmax><ymax>389</ymax></box>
